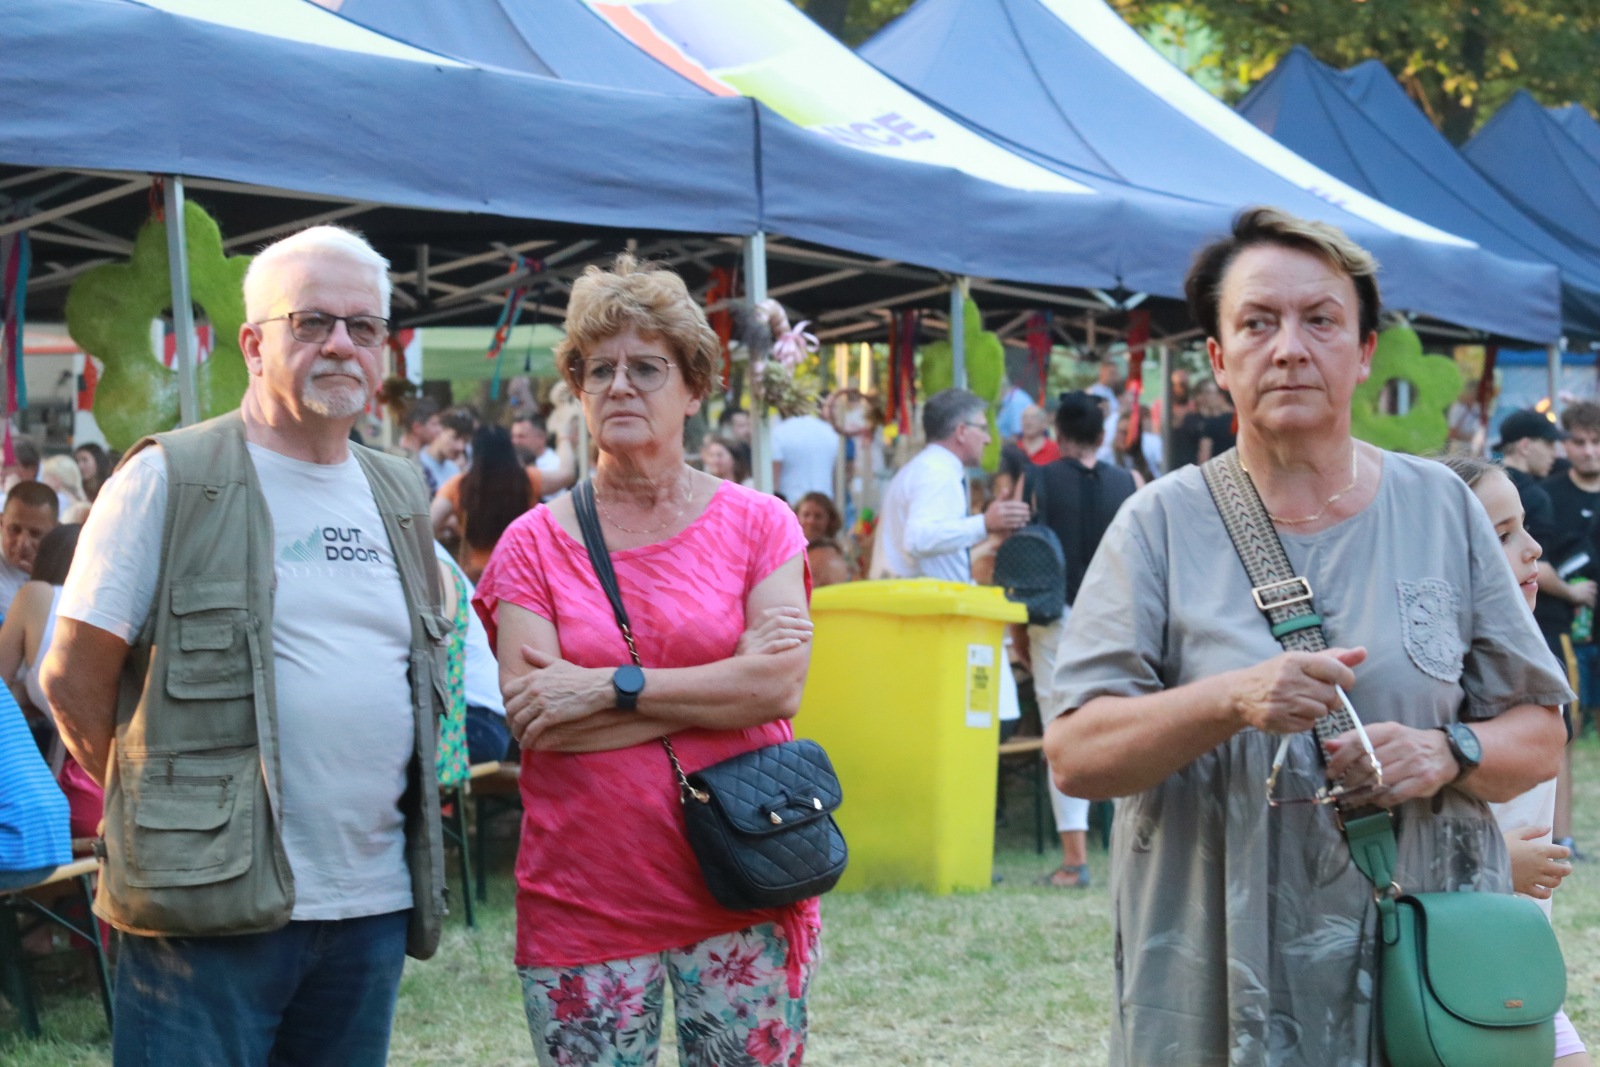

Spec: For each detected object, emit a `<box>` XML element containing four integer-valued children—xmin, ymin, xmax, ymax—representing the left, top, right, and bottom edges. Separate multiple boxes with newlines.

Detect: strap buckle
<box><xmin>1252</xmin><ymin>576</ymin><xmax>1314</xmax><ymax>612</ymax></box>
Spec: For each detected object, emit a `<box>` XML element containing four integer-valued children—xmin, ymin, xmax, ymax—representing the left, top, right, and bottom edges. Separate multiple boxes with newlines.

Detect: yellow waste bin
<box><xmin>794</xmin><ymin>579</ymin><xmax>1027</xmax><ymax>894</ymax></box>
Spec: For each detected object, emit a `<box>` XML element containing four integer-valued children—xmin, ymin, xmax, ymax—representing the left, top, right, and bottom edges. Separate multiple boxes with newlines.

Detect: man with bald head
<box><xmin>45</xmin><ymin>226</ymin><xmax>446</xmax><ymax>1065</ymax></box>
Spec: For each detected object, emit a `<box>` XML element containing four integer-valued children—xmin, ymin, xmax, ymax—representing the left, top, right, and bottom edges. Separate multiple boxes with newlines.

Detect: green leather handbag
<box><xmin>1348</xmin><ymin>812</ymin><xmax>1566</xmax><ymax>1067</ymax></box>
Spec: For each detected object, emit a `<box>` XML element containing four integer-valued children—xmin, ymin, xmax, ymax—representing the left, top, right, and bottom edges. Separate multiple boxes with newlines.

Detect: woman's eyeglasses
<box><xmin>578</xmin><ymin>355</ymin><xmax>675</xmax><ymax>394</ymax></box>
<box><xmin>256</xmin><ymin>311</ymin><xmax>390</xmax><ymax>349</ymax></box>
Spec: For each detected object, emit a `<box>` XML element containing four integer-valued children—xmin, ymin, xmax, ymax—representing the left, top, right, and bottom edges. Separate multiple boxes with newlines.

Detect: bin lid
<box><xmin>812</xmin><ymin>579</ymin><xmax>1028</xmax><ymax>621</ymax></box>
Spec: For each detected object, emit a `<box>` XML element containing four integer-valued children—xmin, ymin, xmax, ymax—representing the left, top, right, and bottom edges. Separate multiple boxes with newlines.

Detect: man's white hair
<box><xmin>243</xmin><ymin>225</ymin><xmax>392</xmax><ymax>320</ymax></box>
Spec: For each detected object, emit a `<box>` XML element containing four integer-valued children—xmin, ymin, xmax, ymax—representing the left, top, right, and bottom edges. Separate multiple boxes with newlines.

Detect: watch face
<box><xmin>614</xmin><ymin>664</ymin><xmax>645</xmax><ymax>697</ymax></box>
<box><xmin>1450</xmin><ymin>724</ymin><xmax>1483</xmax><ymax>766</ymax></box>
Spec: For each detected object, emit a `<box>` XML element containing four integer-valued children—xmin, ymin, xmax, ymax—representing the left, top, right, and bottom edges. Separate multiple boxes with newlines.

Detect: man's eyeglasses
<box><xmin>961</xmin><ymin>419</ymin><xmax>990</xmax><ymax>433</ymax></box>
<box><xmin>256</xmin><ymin>311</ymin><xmax>390</xmax><ymax>349</ymax></box>
<box><xmin>578</xmin><ymin>355</ymin><xmax>675</xmax><ymax>394</ymax></box>
<box><xmin>1266</xmin><ymin>685</ymin><xmax>1384</xmax><ymax>807</ymax></box>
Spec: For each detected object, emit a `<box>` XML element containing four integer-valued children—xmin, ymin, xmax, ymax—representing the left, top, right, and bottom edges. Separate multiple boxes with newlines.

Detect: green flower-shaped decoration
<box><xmin>65</xmin><ymin>202</ymin><xmax>251</xmax><ymax>450</ymax></box>
<box><xmin>1351</xmin><ymin>324</ymin><xmax>1462</xmax><ymax>454</ymax></box>
<box><xmin>921</xmin><ymin>297</ymin><xmax>1006</xmax><ymax>469</ymax></box>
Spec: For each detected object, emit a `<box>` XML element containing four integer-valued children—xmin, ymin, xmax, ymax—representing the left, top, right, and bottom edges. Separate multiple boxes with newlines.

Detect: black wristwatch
<box><xmin>1438</xmin><ymin>723</ymin><xmax>1483</xmax><ymax>780</ymax></box>
<box><xmin>612</xmin><ymin>665</ymin><xmax>645</xmax><ymax>711</ymax></box>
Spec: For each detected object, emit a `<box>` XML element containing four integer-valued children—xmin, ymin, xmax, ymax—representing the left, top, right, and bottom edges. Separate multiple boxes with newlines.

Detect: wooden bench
<box><xmin>998</xmin><ymin>737</ymin><xmax>1049</xmax><ymax>855</ymax></box>
<box><xmin>996</xmin><ymin>737</ymin><xmax>1113</xmax><ymax>855</ymax></box>
<box><xmin>468</xmin><ymin>762</ymin><xmax>522</xmax><ymax>907</ymax></box>
<box><xmin>0</xmin><ymin>857</ymin><xmax>113</xmax><ymax>1038</ymax></box>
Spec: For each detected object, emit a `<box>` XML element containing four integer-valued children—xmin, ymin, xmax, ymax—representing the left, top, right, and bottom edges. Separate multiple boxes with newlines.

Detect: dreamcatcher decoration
<box><xmin>484</xmin><ymin>256</ymin><xmax>546</xmax><ymax>400</ymax></box>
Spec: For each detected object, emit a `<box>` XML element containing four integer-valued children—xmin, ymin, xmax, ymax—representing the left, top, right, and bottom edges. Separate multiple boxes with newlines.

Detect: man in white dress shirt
<box><xmin>870</xmin><ymin>389</ymin><xmax>1030</xmax><ymax>581</ymax></box>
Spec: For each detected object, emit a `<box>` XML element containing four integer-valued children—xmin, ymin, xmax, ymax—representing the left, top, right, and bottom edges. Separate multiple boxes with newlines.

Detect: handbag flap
<box><xmin>1410</xmin><ymin>891</ymin><xmax>1566</xmax><ymax>1025</ymax></box>
<box><xmin>689</xmin><ymin>739</ymin><xmax>843</xmax><ymax>836</ymax></box>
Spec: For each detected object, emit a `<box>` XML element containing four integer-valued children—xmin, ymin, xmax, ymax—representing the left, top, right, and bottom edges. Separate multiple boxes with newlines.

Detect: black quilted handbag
<box><xmin>993</xmin><ymin>466</ymin><xmax>1065</xmax><ymax>625</ymax></box>
<box><xmin>572</xmin><ymin>483</ymin><xmax>848</xmax><ymax>910</ymax></box>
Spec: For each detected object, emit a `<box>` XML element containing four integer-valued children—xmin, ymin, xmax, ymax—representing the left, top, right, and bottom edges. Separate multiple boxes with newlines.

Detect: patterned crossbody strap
<box><xmin>1201</xmin><ymin>449</ymin><xmax>1396</xmax><ymax>890</ymax></box>
<box><xmin>1200</xmin><ymin>449</ymin><xmax>1352</xmax><ymax>747</ymax></box>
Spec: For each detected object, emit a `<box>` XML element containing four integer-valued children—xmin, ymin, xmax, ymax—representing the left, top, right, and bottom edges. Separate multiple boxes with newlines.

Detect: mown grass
<box><xmin>10</xmin><ymin>740</ymin><xmax>1600</xmax><ymax>1065</ymax></box>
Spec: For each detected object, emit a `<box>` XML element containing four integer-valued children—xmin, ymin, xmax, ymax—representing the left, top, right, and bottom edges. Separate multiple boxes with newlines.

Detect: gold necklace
<box><xmin>1242</xmin><ymin>443</ymin><xmax>1360</xmax><ymax>526</ymax></box>
<box><xmin>594</xmin><ymin>471</ymin><xmax>691</xmax><ymax>535</ymax></box>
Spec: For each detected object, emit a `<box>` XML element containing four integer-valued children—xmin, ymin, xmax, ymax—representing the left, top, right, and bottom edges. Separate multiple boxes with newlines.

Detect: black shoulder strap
<box><xmin>571</xmin><ymin>482</ymin><xmax>639</xmax><ymax>667</ymax></box>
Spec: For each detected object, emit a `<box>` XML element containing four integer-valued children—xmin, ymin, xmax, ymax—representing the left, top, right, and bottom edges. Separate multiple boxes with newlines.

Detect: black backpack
<box><xmin>993</xmin><ymin>470</ymin><xmax>1066</xmax><ymax>625</ymax></box>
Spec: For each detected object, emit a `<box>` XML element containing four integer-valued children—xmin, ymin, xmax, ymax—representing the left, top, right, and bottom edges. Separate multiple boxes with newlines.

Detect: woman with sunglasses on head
<box><xmin>1439</xmin><ymin>454</ymin><xmax>1589</xmax><ymax>1065</ymax></box>
<box><xmin>472</xmin><ymin>255</ymin><xmax>820</xmax><ymax>1067</ymax></box>
<box><xmin>1041</xmin><ymin>208</ymin><xmax>1571</xmax><ymax>1065</ymax></box>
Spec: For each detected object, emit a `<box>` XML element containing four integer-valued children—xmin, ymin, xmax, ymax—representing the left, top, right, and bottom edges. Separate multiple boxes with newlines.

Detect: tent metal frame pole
<box><xmin>744</xmin><ymin>231</ymin><xmax>773</xmax><ymax>494</ymax></box>
<box><xmin>951</xmin><ymin>277</ymin><xmax>969</xmax><ymax>389</ymax></box>
<box><xmin>1548</xmin><ymin>343</ymin><xmax>1562</xmax><ymax>416</ymax></box>
<box><xmin>163</xmin><ymin>175</ymin><xmax>201</xmax><ymax>428</ymax></box>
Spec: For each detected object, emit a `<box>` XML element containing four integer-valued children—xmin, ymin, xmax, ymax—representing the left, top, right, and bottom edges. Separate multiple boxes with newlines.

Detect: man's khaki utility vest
<box><xmin>95</xmin><ymin>412</ymin><xmax>447</xmax><ymax>959</ymax></box>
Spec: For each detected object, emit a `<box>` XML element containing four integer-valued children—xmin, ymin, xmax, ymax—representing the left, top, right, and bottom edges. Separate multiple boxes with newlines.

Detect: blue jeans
<box><xmin>1576</xmin><ymin>642</ymin><xmax>1600</xmax><ymax>730</ymax></box>
<box><xmin>112</xmin><ymin>909</ymin><xmax>409</xmax><ymax>1067</ymax></box>
<box><xmin>466</xmin><ymin>703</ymin><xmax>512</xmax><ymax>764</ymax></box>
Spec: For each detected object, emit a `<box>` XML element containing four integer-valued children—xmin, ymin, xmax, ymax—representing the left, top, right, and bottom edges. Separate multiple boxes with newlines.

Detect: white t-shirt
<box><xmin>534</xmin><ymin>447</ymin><xmax>564</xmax><ymax>503</ymax></box>
<box><xmin>60</xmin><ymin>444</ymin><xmax>415</xmax><ymax>921</ymax></box>
<box><xmin>1490</xmin><ymin>778</ymin><xmax>1559</xmax><ymax>919</ymax></box>
<box><xmin>770</xmin><ymin>414</ymin><xmax>840</xmax><ymax>503</ymax></box>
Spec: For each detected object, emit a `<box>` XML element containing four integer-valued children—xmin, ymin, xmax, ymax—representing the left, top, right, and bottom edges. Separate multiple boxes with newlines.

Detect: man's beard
<box><xmin>302</xmin><ymin>360</ymin><xmax>370</xmax><ymax>418</ymax></box>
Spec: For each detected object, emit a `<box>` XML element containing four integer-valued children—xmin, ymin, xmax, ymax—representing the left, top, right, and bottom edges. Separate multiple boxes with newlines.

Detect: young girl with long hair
<box><xmin>1441</xmin><ymin>453</ymin><xmax>1590</xmax><ymax>1066</ymax></box>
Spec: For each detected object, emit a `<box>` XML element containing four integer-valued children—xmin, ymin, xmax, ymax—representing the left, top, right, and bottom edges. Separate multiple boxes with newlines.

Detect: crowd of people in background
<box><xmin>2</xmin><ymin>211</ymin><xmax>1595</xmax><ymax>1066</ymax></box>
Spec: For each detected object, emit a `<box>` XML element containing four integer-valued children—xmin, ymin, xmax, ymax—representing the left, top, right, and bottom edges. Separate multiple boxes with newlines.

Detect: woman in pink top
<box><xmin>475</xmin><ymin>255</ymin><xmax>819</xmax><ymax>1067</ymax></box>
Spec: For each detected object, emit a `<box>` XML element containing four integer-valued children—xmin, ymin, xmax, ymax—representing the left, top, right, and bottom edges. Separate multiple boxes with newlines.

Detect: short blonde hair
<box><xmin>555</xmin><ymin>254</ymin><xmax>719</xmax><ymax>400</ymax></box>
<box><xmin>41</xmin><ymin>454</ymin><xmax>84</xmax><ymax>502</ymax></box>
<box><xmin>1186</xmin><ymin>206</ymin><xmax>1381</xmax><ymax>341</ymax></box>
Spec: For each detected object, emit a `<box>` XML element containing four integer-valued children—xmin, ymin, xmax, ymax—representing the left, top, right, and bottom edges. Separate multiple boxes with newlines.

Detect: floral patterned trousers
<box><xmin>518</xmin><ymin>923</ymin><xmax>815</xmax><ymax>1067</ymax></box>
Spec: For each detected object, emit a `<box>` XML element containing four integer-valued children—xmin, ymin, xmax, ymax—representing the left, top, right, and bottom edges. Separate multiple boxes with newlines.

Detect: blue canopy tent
<box><xmin>1547</xmin><ymin>104</ymin><xmax>1600</xmax><ymax>168</ymax></box>
<box><xmin>334</xmin><ymin>0</ymin><xmax>1558</xmax><ymax>347</ymax></box>
<box><xmin>0</xmin><ymin>0</ymin><xmax>765</xmax><ymax>241</ymax></box>
<box><xmin>1235</xmin><ymin>48</ymin><xmax>1600</xmax><ymax>347</ymax></box>
<box><xmin>326</xmin><ymin>0</ymin><xmax>1243</xmax><ymax>312</ymax></box>
<box><xmin>1465</xmin><ymin>93</ymin><xmax>1600</xmax><ymax>268</ymax></box>
<box><xmin>0</xmin><ymin>0</ymin><xmax>775</xmax><ymax>422</ymax></box>
<box><xmin>857</xmin><ymin>0</ymin><xmax>1561</xmax><ymax>344</ymax></box>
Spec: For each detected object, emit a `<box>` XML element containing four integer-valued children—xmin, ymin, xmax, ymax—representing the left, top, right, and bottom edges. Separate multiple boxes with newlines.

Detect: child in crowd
<box><xmin>1442</xmin><ymin>453</ymin><xmax>1589</xmax><ymax>1065</ymax></box>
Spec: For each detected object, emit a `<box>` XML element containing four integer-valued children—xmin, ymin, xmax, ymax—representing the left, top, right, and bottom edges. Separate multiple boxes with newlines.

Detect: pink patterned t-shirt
<box><xmin>473</xmin><ymin>481</ymin><xmax>819</xmax><ymax>978</ymax></box>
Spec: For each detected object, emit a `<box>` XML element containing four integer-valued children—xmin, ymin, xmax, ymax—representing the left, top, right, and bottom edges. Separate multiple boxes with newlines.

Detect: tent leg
<box><xmin>744</xmin><ymin>232</ymin><xmax>774</xmax><ymax>494</ymax></box>
<box><xmin>950</xmin><ymin>277</ymin><xmax>968</xmax><ymax>390</ymax></box>
<box><xmin>1548</xmin><ymin>343</ymin><xmax>1562</xmax><ymax>417</ymax></box>
<box><xmin>163</xmin><ymin>175</ymin><xmax>200</xmax><ymax>427</ymax></box>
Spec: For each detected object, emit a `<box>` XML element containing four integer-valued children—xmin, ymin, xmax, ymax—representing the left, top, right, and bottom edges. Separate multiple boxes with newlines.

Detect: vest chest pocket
<box><xmin>166</xmin><ymin>577</ymin><xmax>253</xmax><ymax>700</ymax></box>
<box><xmin>122</xmin><ymin>748</ymin><xmax>258</xmax><ymax>889</ymax></box>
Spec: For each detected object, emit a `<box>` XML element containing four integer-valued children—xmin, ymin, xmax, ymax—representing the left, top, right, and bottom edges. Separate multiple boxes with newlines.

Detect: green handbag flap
<box><xmin>1409</xmin><ymin>891</ymin><xmax>1566</xmax><ymax>1025</ymax></box>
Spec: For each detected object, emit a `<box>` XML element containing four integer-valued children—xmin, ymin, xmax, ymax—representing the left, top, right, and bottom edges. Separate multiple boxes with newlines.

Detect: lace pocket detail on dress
<box><xmin>1397</xmin><ymin>578</ymin><xmax>1464</xmax><ymax>683</ymax></box>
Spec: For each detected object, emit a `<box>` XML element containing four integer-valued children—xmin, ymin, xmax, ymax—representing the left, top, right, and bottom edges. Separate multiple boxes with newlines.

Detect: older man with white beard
<box><xmin>43</xmin><ymin>226</ymin><xmax>447</xmax><ymax>1066</ymax></box>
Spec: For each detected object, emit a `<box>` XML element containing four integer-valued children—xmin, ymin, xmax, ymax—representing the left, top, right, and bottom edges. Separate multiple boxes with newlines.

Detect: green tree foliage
<box><xmin>1110</xmin><ymin>0</ymin><xmax>1600</xmax><ymax>143</ymax></box>
<box><xmin>795</xmin><ymin>0</ymin><xmax>914</xmax><ymax>45</ymax></box>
